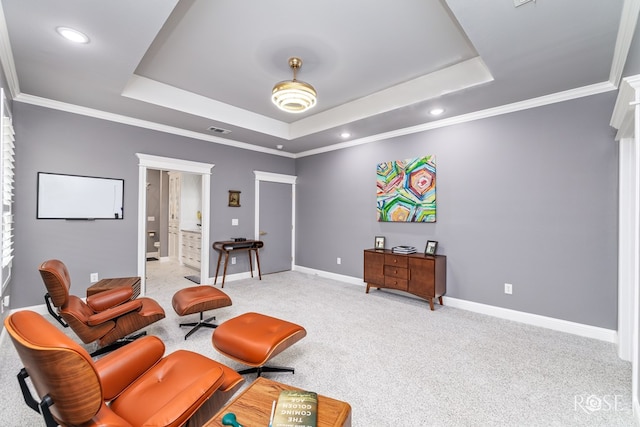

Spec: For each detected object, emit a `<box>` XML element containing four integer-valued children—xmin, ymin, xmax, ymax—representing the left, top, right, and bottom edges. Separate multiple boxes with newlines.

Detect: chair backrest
<box><xmin>39</xmin><ymin>259</ymin><xmax>72</xmax><ymax>308</ymax></box>
<box><xmin>4</xmin><ymin>310</ymin><xmax>104</xmax><ymax>425</ymax></box>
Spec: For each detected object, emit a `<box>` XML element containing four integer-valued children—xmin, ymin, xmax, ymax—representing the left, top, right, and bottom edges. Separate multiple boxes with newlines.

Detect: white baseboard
<box><xmin>443</xmin><ymin>296</ymin><xmax>617</xmax><ymax>343</ymax></box>
<box><xmin>293</xmin><ymin>265</ymin><xmax>617</xmax><ymax>343</ymax></box>
<box><xmin>293</xmin><ymin>265</ymin><xmax>365</xmax><ymax>286</ymax></box>
<box><xmin>205</xmin><ymin>271</ymin><xmax>255</xmax><ymax>285</ymax></box>
<box><xmin>2</xmin><ymin>267</ymin><xmax>618</xmax><ymax>345</ymax></box>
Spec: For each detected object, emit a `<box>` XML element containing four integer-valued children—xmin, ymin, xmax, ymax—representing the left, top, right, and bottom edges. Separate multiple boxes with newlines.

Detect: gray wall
<box><xmin>12</xmin><ymin>103</ymin><xmax>294</xmax><ymax>308</ymax></box>
<box><xmin>5</xmin><ymin>84</ymin><xmax>624</xmax><ymax>331</ymax></box>
<box><xmin>295</xmin><ymin>92</ymin><xmax>619</xmax><ymax>329</ymax></box>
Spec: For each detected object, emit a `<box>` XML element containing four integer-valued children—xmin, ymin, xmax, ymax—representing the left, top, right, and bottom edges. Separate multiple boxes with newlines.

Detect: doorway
<box><xmin>145</xmin><ymin>170</ymin><xmax>202</xmax><ymax>282</ymax></box>
<box><xmin>137</xmin><ymin>154</ymin><xmax>214</xmax><ymax>295</ymax></box>
<box><xmin>254</xmin><ymin>171</ymin><xmax>296</xmax><ymax>274</ymax></box>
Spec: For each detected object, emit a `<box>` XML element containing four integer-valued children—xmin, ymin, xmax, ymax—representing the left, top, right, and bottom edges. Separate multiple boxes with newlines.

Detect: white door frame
<box><xmin>254</xmin><ymin>171</ymin><xmax>297</xmax><ymax>272</ymax></box>
<box><xmin>136</xmin><ymin>153</ymin><xmax>214</xmax><ymax>294</ymax></box>
<box><xmin>611</xmin><ymin>75</ymin><xmax>640</xmax><ymax>423</ymax></box>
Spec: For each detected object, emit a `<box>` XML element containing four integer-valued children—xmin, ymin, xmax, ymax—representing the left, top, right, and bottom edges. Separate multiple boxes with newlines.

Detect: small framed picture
<box><xmin>374</xmin><ymin>236</ymin><xmax>385</xmax><ymax>250</ymax></box>
<box><xmin>425</xmin><ymin>240</ymin><xmax>438</xmax><ymax>255</ymax></box>
<box><xmin>228</xmin><ymin>190</ymin><xmax>241</xmax><ymax>207</ymax></box>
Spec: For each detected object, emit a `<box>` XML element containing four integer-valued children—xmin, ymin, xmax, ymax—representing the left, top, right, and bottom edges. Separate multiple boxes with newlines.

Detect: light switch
<box><xmin>232</xmin><ymin>219</ymin><xmax>239</xmax><ymax>226</ymax></box>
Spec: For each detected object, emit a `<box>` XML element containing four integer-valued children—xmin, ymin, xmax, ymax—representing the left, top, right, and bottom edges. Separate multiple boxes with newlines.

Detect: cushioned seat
<box><xmin>39</xmin><ymin>259</ymin><xmax>165</xmax><ymax>356</ymax></box>
<box><xmin>4</xmin><ymin>310</ymin><xmax>244</xmax><ymax>427</ymax></box>
<box><xmin>212</xmin><ymin>312</ymin><xmax>306</xmax><ymax>377</ymax></box>
<box><xmin>172</xmin><ymin>286</ymin><xmax>232</xmax><ymax>339</ymax></box>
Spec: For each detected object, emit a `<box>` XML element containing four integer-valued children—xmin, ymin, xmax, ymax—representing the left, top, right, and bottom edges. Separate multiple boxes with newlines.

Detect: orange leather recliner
<box><xmin>39</xmin><ymin>259</ymin><xmax>165</xmax><ymax>355</ymax></box>
<box><xmin>5</xmin><ymin>310</ymin><xmax>244</xmax><ymax>427</ymax></box>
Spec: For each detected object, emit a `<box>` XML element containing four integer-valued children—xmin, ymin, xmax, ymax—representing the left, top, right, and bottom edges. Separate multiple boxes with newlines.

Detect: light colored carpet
<box><xmin>0</xmin><ymin>260</ymin><xmax>635</xmax><ymax>426</ymax></box>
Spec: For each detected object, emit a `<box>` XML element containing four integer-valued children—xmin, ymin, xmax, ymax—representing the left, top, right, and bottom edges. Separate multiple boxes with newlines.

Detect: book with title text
<box><xmin>272</xmin><ymin>389</ymin><xmax>317</xmax><ymax>427</ymax></box>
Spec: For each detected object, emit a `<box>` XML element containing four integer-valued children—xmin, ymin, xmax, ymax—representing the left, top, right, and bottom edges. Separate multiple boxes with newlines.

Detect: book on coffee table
<box><xmin>271</xmin><ymin>389</ymin><xmax>318</xmax><ymax>427</ymax></box>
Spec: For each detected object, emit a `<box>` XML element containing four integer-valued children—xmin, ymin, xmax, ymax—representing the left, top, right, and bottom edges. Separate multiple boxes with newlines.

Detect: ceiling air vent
<box><xmin>207</xmin><ymin>126</ymin><xmax>232</xmax><ymax>135</ymax></box>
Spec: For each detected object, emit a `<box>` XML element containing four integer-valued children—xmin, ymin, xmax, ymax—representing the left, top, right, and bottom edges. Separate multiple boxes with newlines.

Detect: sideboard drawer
<box><xmin>384</xmin><ymin>254</ymin><xmax>408</xmax><ymax>268</ymax></box>
<box><xmin>384</xmin><ymin>265</ymin><xmax>408</xmax><ymax>279</ymax></box>
<box><xmin>384</xmin><ymin>276</ymin><xmax>408</xmax><ymax>291</ymax></box>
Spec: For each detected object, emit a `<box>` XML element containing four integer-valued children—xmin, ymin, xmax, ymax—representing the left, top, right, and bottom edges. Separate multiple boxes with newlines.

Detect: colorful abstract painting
<box><xmin>377</xmin><ymin>155</ymin><xmax>436</xmax><ymax>222</ymax></box>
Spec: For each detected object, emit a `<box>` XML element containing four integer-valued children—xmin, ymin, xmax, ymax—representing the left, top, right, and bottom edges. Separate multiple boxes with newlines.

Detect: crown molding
<box><xmin>0</xmin><ymin>2</ymin><xmax>19</xmax><ymax>99</ymax></box>
<box><xmin>296</xmin><ymin>81</ymin><xmax>617</xmax><ymax>158</ymax></box>
<box><xmin>14</xmin><ymin>93</ymin><xmax>295</xmax><ymax>159</ymax></box>
<box><xmin>609</xmin><ymin>0</ymin><xmax>640</xmax><ymax>87</ymax></box>
<box><xmin>611</xmin><ymin>74</ymin><xmax>640</xmax><ymax>140</ymax></box>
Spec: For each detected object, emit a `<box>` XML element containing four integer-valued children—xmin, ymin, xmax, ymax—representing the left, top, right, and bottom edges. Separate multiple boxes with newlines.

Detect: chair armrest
<box><xmin>94</xmin><ymin>335</ymin><xmax>165</xmax><ymax>401</ymax></box>
<box><xmin>87</xmin><ymin>299</ymin><xmax>143</xmax><ymax>326</ymax></box>
<box><xmin>86</xmin><ymin>286</ymin><xmax>134</xmax><ymax>311</ymax></box>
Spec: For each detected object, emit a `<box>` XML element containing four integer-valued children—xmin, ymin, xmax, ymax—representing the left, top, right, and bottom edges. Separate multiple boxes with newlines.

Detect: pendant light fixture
<box><xmin>271</xmin><ymin>57</ymin><xmax>317</xmax><ymax>113</ymax></box>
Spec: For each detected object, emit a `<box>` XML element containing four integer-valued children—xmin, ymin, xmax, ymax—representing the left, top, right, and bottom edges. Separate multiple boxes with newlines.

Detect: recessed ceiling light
<box><xmin>429</xmin><ymin>108</ymin><xmax>445</xmax><ymax>116</ymax></box>
<box><xmin>340</xmin><ymin>132</ymin><xmax>351</xmax><ymax>139</ymax></box>
<box><xmin>56</xmin><ymin>27</ymin><xmax>89</xmax><ymax>44</ymax></box>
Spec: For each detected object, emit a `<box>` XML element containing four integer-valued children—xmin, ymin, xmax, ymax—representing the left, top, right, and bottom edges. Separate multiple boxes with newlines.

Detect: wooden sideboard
<box><xmin>363</xmin><ymin>249</ymin><xmax>446</xmax><ymax>310</ymax></box>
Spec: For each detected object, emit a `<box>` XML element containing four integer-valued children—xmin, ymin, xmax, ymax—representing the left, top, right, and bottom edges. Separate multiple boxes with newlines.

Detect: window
<box><xmin>1</xmin><ymin>88</ymin><xmax>14</xmax><ymax>291</ymax></box>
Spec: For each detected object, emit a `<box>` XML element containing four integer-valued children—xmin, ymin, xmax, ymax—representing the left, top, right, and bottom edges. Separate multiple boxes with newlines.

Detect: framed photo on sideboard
<box><xmin>425</xmin><ymin>240</ymin><xmax>438</xmax><ymax>255</ymax></box>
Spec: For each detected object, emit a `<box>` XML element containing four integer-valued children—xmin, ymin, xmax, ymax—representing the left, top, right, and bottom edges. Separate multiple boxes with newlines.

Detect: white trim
<box><xmin>253</xmin><ymin>171</ymin><xmax>297</xmax><ymax>185</ymax></box>
<box><xmin>609</xmin><ymin>0</ymin><xmax>640</xmax><ymax>87</ymax></box>
<box><xmin>443</xmin><ymin>297</ymin><xmax>617</xmax><ymax>343</ymax></box>
<box><xmin>288</xmin><ymin>57</ymin><xmax>493</xmax><ymax>139</ymax></box>
<box><xmin>611</xmin><ymin>74</ymin><xmax>640</xmax><ymax>421</ymax></box>
<box><xmin>254</xmin><ymin>171</ymin><xmax>297</xmax><ymax>273</ymax></box>
<box><xmin>633</xmin><ymin>86</ymin><xmax>640</xmax><ymax>426</ymax></box>
<box><xmin>15</xmin><ymin>93</ymin><xmax>295</xmax><ymax>158</ymax></box>
<box><xmin>136</xmin><ymin>154</ymin><xmax>214</xmax><ymax>294</ymax></box>
<box><xmin>294</xmin><ymin>265</ymin><xmax>618</xmax><ymax>342</ymax></box>
<box><xmin>611</xmin><ymin>76</ymin><xmax>640</xmax><ymax>140</ymax></box>
<box><xmin>11</xmin><ymin>80</ymin><xmax>615</xmax><ymax>160</ymax></box>
<box><xmin>293</xmin><ymin>265</ymin><xmax>365</xmax><ymax>287</ymax></box>
<box><xmin>618</xmin><ymin>137</ymin><xmax>635</xmax><ymax>362</ymax></box>
<box><xmin>122</xmin><ymin>74</ymin><xmax>291</xmax><ymax>139</ymax></box>
<box><xmin>0</xmin><ymin>2</ymin><xmax>19</xmax><ymax>99</ymax></box>
<box><xmin>296</xmin><ymin>81</ymin><xmax>617</xmax><ymax>158</ymax></box>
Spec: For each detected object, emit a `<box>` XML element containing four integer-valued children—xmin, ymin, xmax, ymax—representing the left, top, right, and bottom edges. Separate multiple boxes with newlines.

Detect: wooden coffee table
<box><xmin>204</xmin><ymin>377</ymin><xmax>351</xmax><ymax>427</ymax></box>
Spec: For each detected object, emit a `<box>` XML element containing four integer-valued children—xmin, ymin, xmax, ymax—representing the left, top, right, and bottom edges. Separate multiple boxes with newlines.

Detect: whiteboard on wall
<box><xmin>37</xmin><ymin>172</ymin><xmax>124</xmax><ymax>219</ymax></box>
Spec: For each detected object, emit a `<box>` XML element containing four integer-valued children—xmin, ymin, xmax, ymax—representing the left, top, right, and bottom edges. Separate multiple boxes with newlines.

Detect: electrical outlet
<box><xmin>90</xmin><ymin>273</ymin><xmax>99</xmax><ymax>283</ymax></box>
<box><xmin>147</xmin><ymin>216</ymin><xmax>155</xmax><ymax>221</ymax></box>
<box><xmin>232</xmin><ymin>218</ymin><xmax>239</xmax><ymax>226</ymax></box>
<box><xmin>504</xmin><ymin>283</ymin><xmax>513</xmax><ymax>295</ymax></box>
<box><xmin>231</xmin><ymin>257</ymin><xmax>236</xmax><ymax>265</ymax></box>
<box><xmin>337</xmin><ymin>257</ymin><xmax>341</xmax><ymax>265</ymax></box>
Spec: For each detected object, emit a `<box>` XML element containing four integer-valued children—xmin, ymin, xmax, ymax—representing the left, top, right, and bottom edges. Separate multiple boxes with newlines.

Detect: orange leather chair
<box><xmin>39</xmin><ymin>259</ymin><xmax>165</xmax><ymax>355</ymax></box>
<box><xmin>5</xmin><ymin>310</ymin><xmax>244</xmax><ymax>427</ymax></box>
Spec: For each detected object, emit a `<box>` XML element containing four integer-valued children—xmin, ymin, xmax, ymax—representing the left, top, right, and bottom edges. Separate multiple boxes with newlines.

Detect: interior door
<box><xmin>259</xmin><ymin>181</ymin><xmax>292</xmax><ymax>274</ymax></box>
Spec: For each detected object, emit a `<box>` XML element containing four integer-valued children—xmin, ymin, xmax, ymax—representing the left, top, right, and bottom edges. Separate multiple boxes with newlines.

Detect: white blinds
<box><xmin>1</xmin><ymin>88</ymin><xmax>14</xmax><ymax>286</ymax></box>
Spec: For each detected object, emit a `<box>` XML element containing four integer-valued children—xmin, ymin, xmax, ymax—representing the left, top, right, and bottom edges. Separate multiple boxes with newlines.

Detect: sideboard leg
<box><xmin>438</xmin><ymin>296</ymin><xmax>443</xmax><ymax>306</ymax></box>
<box><xmin>429</xmin><ymin>298</ymin><xmax>435</xmax><ymax>311</ymax></box>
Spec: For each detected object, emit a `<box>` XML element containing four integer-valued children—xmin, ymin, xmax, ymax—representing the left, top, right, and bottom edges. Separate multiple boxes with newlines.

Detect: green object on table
<box><xmin>222</xmin><ymin>412</ymin><xmax>243</xmax><ymax>427</ymax></box>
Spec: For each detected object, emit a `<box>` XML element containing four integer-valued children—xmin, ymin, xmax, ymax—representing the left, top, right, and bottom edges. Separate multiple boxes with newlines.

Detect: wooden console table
<box><xmin>204</xmin><ymin>377</ymin><xmax>351</xmax><ymax>427</ymax></box>
<box><xmin>364</xmin><ymin>249</ymin><xmax>446</xmax><ymax>310</ymax></box>
<box><xmin>212</xmin><ymin>240</ymin><xmax>264</xmax><ymax>287</ymax></box>
<box><xmin>86</xmin><ymin>276</ymin><xmax>141</xmax><ymax>299</ymax></box>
